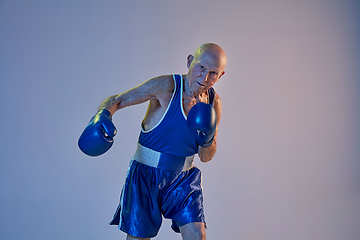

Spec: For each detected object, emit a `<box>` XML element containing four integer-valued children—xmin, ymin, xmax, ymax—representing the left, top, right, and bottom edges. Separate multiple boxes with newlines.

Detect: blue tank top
<box><xmin>138</xmin><ymin>74</ymin><xmax>215</xmax><ymax>157</ymax></box>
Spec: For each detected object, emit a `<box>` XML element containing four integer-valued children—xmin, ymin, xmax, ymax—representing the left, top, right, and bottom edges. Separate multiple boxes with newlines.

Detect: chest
<box><xmin>182</xmin><ymin>92</ymin><xmax>208</xmax><ymax>116</ymax></box>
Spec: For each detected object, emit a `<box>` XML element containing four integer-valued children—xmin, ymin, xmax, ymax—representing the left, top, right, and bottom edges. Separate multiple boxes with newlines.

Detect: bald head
<box><xmin>193</xmin><ymin>43</ymin><xmax>227</xmax><ymax>71</ymax></box>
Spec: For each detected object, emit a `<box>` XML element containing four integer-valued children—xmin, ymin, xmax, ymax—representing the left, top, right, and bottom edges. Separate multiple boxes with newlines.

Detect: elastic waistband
<box><xmin>132</xmin><ymin>143</ymin><xmax>194</xmax><ymax>171</ymax></box>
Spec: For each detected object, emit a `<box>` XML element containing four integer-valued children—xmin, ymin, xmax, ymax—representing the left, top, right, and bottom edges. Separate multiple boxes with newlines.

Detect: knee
<box><xmin>190</xmin><ymin>227</ymin><xmax>206</xmax><ymax>240</ymax></box>
<box><xmin>180</xmin><ymin>222</ymin><xmax>206</xmax><ymax>240</ymax></box>
<box><xmin>196</xmin><ymin>228</ymin><xmax>206</xmax><ymax>240</ymax></box>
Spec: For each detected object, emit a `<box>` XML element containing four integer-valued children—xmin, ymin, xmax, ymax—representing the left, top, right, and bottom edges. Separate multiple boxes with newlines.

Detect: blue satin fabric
<box><xmin>109</xmin><ymin>160</ymin><xmax>205</xmax><ymax>238</ymax></box>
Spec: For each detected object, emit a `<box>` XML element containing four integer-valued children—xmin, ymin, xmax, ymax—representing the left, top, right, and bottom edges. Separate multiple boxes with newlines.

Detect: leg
<box><xmin>179</xmin><ymin>222</ymin><xmax>206</xmax><ymax>240</ymax></box>
<box><xmin>126</xmin><ymin>234</ymin><xmax>150</xmax><ymax>240</ymax></box>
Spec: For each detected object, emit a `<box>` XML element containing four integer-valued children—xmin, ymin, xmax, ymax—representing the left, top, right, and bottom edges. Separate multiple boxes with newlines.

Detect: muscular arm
<box><xmin>198</xmin><ymin>94</ymin><xmax>222</xmax><ymax>163</ymax></box>
<box><xmin>97</xmin><ymin>75</ymin><xmax>174</xmax><ymax>116</ymax></box>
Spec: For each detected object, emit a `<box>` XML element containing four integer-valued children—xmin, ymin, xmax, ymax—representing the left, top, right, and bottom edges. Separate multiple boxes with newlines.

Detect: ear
<box><xmin>187</xmin><ymin>54</ymin><xmax>194</xmax><ymax>69</ymax></box>
<box><xmin>219</xmin><ymin>71</ymin><xmax>225</xmax><ymax>79</ymax></box>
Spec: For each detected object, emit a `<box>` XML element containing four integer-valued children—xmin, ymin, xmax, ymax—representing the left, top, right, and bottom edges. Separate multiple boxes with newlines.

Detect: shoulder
<box><xmin>145</xmin><ymin>74</ymin><xmax>175</xmax><ymax>94</ymax></box>
<box><xmin>213</xmin><ymin>92</ymin><xmax>222</xmax><ymax>118</ymax></box>
<box><xmin>214</xmin><ymin>92</ymin><xmax>221</xmax><ymax>107</ymax></box>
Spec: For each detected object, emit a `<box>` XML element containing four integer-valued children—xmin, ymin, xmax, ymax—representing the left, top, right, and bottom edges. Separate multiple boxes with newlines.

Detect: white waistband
<box><xmin>132</xmin><ymin>143</ymin><xmax>194</xmax><ymax>171</ymax></box>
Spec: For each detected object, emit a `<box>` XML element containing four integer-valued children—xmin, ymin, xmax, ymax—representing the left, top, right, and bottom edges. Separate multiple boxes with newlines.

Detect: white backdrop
<box><xmin>1</xmin><ymin>1</ymin><xmax>359</xmax><ymax>239</ymax></box>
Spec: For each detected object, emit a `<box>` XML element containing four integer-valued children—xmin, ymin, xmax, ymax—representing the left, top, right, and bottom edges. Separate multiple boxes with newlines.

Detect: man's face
<box><xmin>187</xmin><ymin>51</ymin><xmax>225</xmax><ymax>95</ymax></box>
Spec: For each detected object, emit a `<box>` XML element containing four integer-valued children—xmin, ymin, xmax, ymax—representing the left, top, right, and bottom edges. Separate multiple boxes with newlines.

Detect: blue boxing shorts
<box><xmin>109</xmin><ymin>144</ymin><xmax>206</xmax><ymax>238</ymax></box>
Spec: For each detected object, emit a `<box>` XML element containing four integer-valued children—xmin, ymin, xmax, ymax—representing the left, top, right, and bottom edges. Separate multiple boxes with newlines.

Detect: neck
<box><xmin>183</xmin><ymin>74</ymin><xmax>198</xmax><ymax>99</ymax></box>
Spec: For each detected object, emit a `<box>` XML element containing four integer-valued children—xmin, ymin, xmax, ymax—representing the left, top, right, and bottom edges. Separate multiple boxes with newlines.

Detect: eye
<box><xmin>210</xmin><ymin>71</ymin><xmax>218</xmax><ymax>77</ymax></box>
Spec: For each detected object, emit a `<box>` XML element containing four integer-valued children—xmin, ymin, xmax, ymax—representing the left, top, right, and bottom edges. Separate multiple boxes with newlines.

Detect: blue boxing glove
<box><xmin>78</xmin><ymin>109</ymin><xmax>117</xmax><ymax>156</ymax></box>
<box><xmin>187</xmin><ymin>102</ymin><xmax>217</xmax><ymax>148</ymax></box>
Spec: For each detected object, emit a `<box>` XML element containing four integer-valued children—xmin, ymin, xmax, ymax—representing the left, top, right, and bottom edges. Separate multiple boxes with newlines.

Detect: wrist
<box><xmin>197</xmin><ymin>133</ymin><xmax>214</xmax><ymax>147</ymax></box>
<box><xmin>101</xmin><ymin>106</ymin><xmax>116</xmax><ymax>116</ymax></box>
<box><xmin>97</xmin><ymin>108</ymin><xmax>112</xmax><ymax>118</ymax></box>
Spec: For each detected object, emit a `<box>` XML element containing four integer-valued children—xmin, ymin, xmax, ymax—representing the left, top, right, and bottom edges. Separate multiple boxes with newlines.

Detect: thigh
<box><xmin>161</xmin><ymin>167</ymin><xmax>205</xmax><ymax>231</ymax></box>
<box><xmin>180</xmin><ymin>222</ymin><xmax>206</xmax><ymax>240</ymax></box>
<box><xmin>115</xmin><ymin>161</ymin><xmax>163</xmax><ymax>238</ymax></box>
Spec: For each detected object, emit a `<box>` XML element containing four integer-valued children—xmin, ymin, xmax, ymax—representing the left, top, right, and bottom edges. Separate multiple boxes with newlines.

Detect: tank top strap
<box><xmin>173</xmin><ymin>74</ymin><xmax>182</xmax><ymax>94</ymax></box>
<box><xmin>168</xmin><ymin>74</ymin><xmax>182</xmax><ymax>110</ymax></box>
<box><xmin>208</xmin><ymin>87</ymin><xmax>216</xmax><ymax>106</ymax></box>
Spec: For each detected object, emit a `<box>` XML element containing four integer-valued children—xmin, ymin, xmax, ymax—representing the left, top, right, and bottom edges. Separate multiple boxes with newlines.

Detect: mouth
<box><xmin>196</xmin><ymin>81</ymin><xmax>205</xmax><ymax>87</ymax></box>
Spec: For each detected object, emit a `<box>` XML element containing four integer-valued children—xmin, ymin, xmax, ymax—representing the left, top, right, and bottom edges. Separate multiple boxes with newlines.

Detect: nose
<box><xmin>201</xmin><ymin>70</ymin><xmax>210</xmax><ymax>82</ymax></box>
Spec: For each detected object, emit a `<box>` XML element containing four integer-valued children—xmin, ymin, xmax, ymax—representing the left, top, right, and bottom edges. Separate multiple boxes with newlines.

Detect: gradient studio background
<box><xmin>1</xmin><ymin>1</ymin><xmax>359</xmax><ymax>239</ymax></box>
